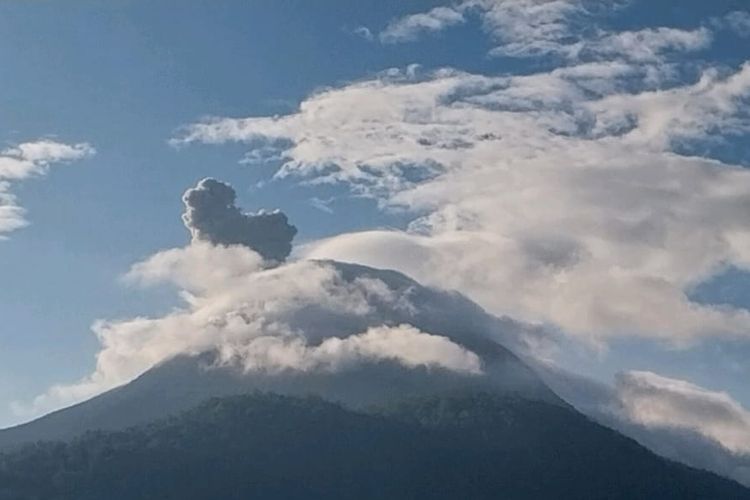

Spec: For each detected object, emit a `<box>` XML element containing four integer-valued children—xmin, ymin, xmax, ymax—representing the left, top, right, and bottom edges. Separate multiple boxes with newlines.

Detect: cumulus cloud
<box><xmin>0</xmin><ymin>139</ymin><xmax>94</xmax><ymax>237</ymax></box>
<box><xmin>124</xmin><ymin>241</ymin><xmax>264</xmax><ymax>293</ymax></box>
<box><xmin>616</xmin><ymin>371</ymin><xmax>750</xmax><ymax>455</ymax></box>
<box><xmin>182</xmin><ymin>178</ymin><xmax>297</xmax><ymax>263</ymax></box>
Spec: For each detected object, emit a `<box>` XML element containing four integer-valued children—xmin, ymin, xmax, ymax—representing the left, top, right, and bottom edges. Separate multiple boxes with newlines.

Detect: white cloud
<box><xmin>716</xmin><ymin>11</ymin><xmax>750</xmax><ymax>38</ymax></box>
<box><xmin>352</xmin><ymin>26</ymin><xmax>375</xmax><ymax>42</ymax></box>
<box><xmin>374</xmin><ymin>0</ymin><xmax>587</xmax><ymax>57</ymax></box>
<box><xmin>221</xmin><ymin>324</ymin><xmax>482</xmax><ymax>375</ymax></box>
<box><xmin>2</xmin><ymin>140</ymin><xmax>94</xmax><ymax>166</ymax></box>
<box><xmin>309</xmin><ymin>197</ymin><xmax>334</xmax><ymax>214</ymax></box>
<box><xmin>472</xmin><ymin>0</ymin><xmax>590</xmax><ymax>58</ymax></box>
<box><xmin>17</xmin><ymin>241</ymin><xmax>484</xmax><ymax>419</ymax></box>
<box><xmin>379</xmin><ymin>6</ymin><xmax>465</xmax><ymax>44</ymax></box>
<box><xmin>124</xmin><ymin>241</ymin><xmax>264</xmax><ymax>293</ymax></box>
<box><xmin>588</xmin><ymin>27</ymin><xmax>712</xmax><ymax>62</ymax></box>
<box><xmin>385</xmin><ymin>0</ymin><xmax>590</xmax><ymax>55</ymax></box>
<box><xmin>375</xmin><ymin>0</ymin><xmax>616</xmax><ymax>59</ymax></box>
<box><xmin>0</xmin><ymin>139</ymin><xmax>94</xmax><ymax>237</ymax></box>
<box><xmin>377</xmin><ymin>0</ymin><xmax>711</xmax><ymax>65</ymax></box>
<box><xmin>176</xmin><ymin>60</ymin><xmax>750</xmax><ymax>344</ymax></box>
<box><xmin>616</xmin><ymin>371</ymin><xmax>750</xmax><ymax>455</ymax></box>
<box><xmin>589</xmin><ymin>63</ymin><xmax>750</xmax><ymax>148</ymax></box>
<box><xmin>0</xmin><ymin>184</ymin><xmax>28</xmax><ymax>236</ymax></box>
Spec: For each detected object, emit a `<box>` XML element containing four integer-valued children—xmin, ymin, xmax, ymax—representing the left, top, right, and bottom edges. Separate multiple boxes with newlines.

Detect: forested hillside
<box><xmin>0</xmin><ymin>392</ymin><xmax>746</xmax><ymax>500</ymax></box>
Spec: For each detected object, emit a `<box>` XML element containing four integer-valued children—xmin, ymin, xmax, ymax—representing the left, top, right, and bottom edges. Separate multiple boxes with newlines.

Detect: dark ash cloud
<box><xmin>182</xmin><ymin>178</ymin><xmax>297</xmax><ymax>262</ymax></box>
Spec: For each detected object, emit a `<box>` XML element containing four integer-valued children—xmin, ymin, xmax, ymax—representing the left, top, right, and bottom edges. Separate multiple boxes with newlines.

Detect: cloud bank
<box><xmin>175</xmin><ymin>58</ymin><xmax>750</xmax><ymax>344</ymax></box>
<box><xmin>182</xmin><ymin>178</ymin><xmax>297</xmax><ymax>263</ymax></box>
<box><xmin>0</xmin><ymin>140</ymin><xmax>94</xmax><ymax>237</ymax></box>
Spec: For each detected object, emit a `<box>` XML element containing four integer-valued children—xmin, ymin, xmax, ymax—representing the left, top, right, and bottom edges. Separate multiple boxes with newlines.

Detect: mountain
<box><xmin>0</xmin><ymin>261</ymin><xmax>557</xmax><ymax>449</ymax></box>
<box><xmin>0</xmin><ymin>392</ymin><xmax>747</xmax><ymax>500</ymax></box>
<box><xmin>0</xmin><ymin>341</ymin><xmax>553</xmax><ymax>450</ymax></box>
<box><xmin>1</xmin><ymin>261</ymin><xmax>746</xmax><ymax>497</ymax></box>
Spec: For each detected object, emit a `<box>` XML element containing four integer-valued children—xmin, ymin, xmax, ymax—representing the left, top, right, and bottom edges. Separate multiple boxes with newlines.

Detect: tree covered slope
<box><xmin>0</xmin><ymin>392</ymin><xmax>746</xmax><ymax>500</ymax></box>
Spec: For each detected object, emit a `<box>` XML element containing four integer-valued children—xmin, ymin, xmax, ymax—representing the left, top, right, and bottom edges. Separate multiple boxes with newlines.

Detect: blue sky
<box><xmin>2</xmin><ymin>0</ymin><xmax>750</xmax><ymax>432</ymax></box>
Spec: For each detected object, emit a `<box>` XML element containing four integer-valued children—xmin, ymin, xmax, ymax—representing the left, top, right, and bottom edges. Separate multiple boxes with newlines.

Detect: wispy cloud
<box><xmin>309</xmin><ymin>196</ymin><xmax>335</xmax><ymax>214</ymax></box>
<box><xmin>378</xmin><ymin>6</ymin><xmax>466</xmax><ymax>44</ymax></box>
<box><xmin>16</xmin><ymin>181</ymin><xmax>491</xmax><ymax>420</ymax></box>
<box><xmin>474</xmin><ymin>0</ymin><xmax>591</xmax><ymax>58</ymax></box>
<box><xmin>372</xmin><ymin>0</ymin><xmax>601</xmax><ymax>58</ymax></box>
<box><xmin>715</xmin><ymin>10</ymin><xmax>750</xmax><ymax>39</ymax></box>
<box><xmin>0</xmin><ymin>140</ymin><xmax>94</xmax><ymax>238</ymax></box>
<box><xmin>586</xmin><ymin>26</ymin><xmax>712</xmax><ymax>62</ymax></box>
<box><xmin>372</xmin><ymin>0</ymin><xmax>710</xmax><ymax>64</ymax></box>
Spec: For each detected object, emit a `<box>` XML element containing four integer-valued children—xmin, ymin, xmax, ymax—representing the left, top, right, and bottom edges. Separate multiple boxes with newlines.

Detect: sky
<box><xmin>2</xmin><ymin>0</ymin><xmax>750</xmax><ymax>465</ymax></box>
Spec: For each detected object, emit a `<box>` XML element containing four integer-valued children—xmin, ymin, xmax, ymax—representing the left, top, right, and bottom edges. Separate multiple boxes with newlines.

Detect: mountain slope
<box><xmin>0</xmin><ymin>333</ymin><xmax>554</xmax><ymax>450</ymax></box>
<box><xmin>0</xmin><ymin>392</ymin><xmax>746</xmax><ymax>500</ymax></box>
<box><xmin>0</xmin><ymin>261</ymin><xmax>558</xmax><ymax>449</ymax></box>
